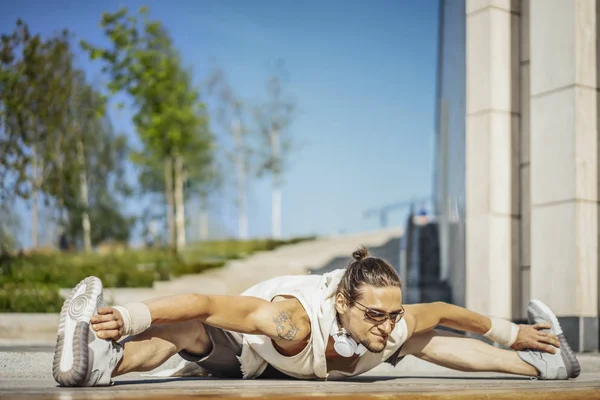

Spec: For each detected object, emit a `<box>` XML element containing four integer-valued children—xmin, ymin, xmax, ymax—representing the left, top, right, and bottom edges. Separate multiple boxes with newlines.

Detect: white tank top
<box><xmin>238</xmin><ymin>269</ymin><xmax>409</xmax><ymax>380</ymax></box>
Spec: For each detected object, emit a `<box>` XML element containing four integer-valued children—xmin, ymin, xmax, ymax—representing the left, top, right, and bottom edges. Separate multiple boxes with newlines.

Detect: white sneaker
<box><xmin>52</xmin><ymin>276</ymin><xmax>124</xmax><ymax>386</ymax></box>
<box><xmin>517</xmin><ymin>299</ymin><xmax>581</xmax><ymax>380</ymax></box>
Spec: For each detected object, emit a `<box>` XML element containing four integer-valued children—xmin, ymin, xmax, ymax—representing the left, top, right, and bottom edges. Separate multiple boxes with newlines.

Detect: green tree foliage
<box><xmin>57</xmin><ymin>79</ymin><xmax>134</xmax><ymax>247</ymax></box>
<box><xmin>0</xmin><ymin>21</ymin><xmax>78</xmax><ymax>246</ymax></box>
<box><xmin>0</xmin><ymin>19</ymin><xmax>133</xmax><ymax>250</ymax></box>
<box><xmin>82</xmin><ymin>7</ymin><xmax>216</xmax><ymax>251</ymax></box>
<box><xmin>0</xmin><ymin>21</ymin><xmax>72</xmax><ymax>201</ymax></box>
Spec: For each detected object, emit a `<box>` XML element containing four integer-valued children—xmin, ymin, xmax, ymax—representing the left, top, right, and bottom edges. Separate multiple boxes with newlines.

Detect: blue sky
<box><xmin>2</xmin><ymin>0</ymin><xmax>440</xmax><ymax>246</ymax></box>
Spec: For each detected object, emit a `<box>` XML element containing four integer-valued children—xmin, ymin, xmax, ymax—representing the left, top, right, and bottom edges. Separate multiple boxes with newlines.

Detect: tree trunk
<box><xmin>174</xmin><ymin>154</ymin><xmax>186</xmax><ymax>252</ymax></box>
<box><xmin>54</xmin><ymin>137</ymin><xmax>66</xmax><ymax>249</ymax></box>
<box><xmin>164</xmin><ymin>156</ymin><xmax>176</xmax><ymax>253</ymax></box>
<box><xmin>233</xmin><ymin>120</ymin><xmax>248</xmax><ymax>239</ymax></box>
<box><xmin>238</xmin><ymin>163</ymin><xmax>248</xmax><ymax>240</ymax></box>
<box><xmin>31</xmin><ymin>145</ymin><xmax>38</xmax><ymax>249</ymax></box>
<box><xmin>270</xmin><ymin>129</ymin><xmax>281</xmax><ymax>239</ymax></box>
<box><xmin>199</xmin><ymin>192</ymin><xmax>209</xmax><ymax>241</ymax></box>
<box><xmin>272</xmin><ymin>177</ymin><xmax>281</xmax><ymax>240</ymax></box>
<box><xmin>77</xmin><ymin>139</ymin><xmax>92</xmax><ymax>252</ymax></box>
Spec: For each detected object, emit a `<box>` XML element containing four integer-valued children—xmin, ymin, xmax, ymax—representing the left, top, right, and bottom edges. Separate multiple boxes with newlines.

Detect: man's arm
<box><xmin>403</xmin><ymin>301</ymin><xmax>560</xmax><ymax>353</ymax></box>
<box><xmin>404</xmin><ymin>301</ymin><xmax>490</xmax><ymax>335</ymax></box>
<box><xmin>90</xmin><ymin>294</ymin><xmax>310</xmax><ymax>345</ymax></box>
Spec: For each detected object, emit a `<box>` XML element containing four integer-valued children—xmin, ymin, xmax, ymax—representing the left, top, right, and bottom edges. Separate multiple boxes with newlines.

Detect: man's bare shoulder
<box><xmin>402</xmin><ymin>308</ymin><xmax>418</xmax><ymax>338</ymax></box>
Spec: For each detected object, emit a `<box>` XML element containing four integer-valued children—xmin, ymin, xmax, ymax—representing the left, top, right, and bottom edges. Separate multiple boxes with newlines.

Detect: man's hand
<box><xmin>90</xmin><ymin>307</ymin><xmax>124</xmax><ymax>341</ymax></box>
<box><xmin>511</xmin><ymin>323</ymin><xmax>560</xmax><ymax>354</ymax></box>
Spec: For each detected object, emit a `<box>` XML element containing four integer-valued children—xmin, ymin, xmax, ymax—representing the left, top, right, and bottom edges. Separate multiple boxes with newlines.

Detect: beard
<box><xmin>361</xmin><ymin>338</ymin><xmax>386</xmax><ymax>354</ymax></box>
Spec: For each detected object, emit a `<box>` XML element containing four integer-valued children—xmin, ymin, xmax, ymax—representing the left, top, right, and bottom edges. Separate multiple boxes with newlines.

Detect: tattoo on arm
<box><xmin>273</xmin><ymin>311</ymin><xmax>300</xmax><ymax>341</ymax></box>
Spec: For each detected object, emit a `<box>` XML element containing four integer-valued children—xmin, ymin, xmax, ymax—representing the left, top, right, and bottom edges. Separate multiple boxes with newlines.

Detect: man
<box><xmin>52</xmin><ymin>246</ymin><xmax>580</xmax><ymax>387</ymax></box>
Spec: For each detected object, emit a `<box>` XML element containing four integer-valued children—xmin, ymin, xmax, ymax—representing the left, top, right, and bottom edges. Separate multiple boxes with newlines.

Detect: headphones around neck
<box><xmin>330</xmin><ymin>317</ymin><xmax>368</xmax><ymax>358</ymax></box>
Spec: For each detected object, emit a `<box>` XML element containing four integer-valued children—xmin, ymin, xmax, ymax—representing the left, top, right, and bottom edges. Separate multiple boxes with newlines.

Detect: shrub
<box><xmin>0</xmin><ymin>283</ymin><xmax>64</xmax><ymax>313</ymax></box>
<box><xmin>0</xmin><ymin>253</ymin><xmax>164</xmax><ymax>288</ymax></box>
<box><xmin>171</xmin><ymin>260</ymin><xmax>225</xmax><ymax>276</ymax></box>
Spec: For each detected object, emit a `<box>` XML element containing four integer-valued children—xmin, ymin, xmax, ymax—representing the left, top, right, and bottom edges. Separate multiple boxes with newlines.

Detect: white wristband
<box><xmin>484</xmin><ymin>317</ymin><xmax>519</xmax><ymax>347</ymax></box>
<box><xmin>113</xmin><ymin>303</ymin><xmax>152</xmax><ymax>337</ymax></box>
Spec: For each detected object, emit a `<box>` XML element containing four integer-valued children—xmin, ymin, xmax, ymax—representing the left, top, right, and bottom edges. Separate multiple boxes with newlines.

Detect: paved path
<box><xmin>1</xmin><ymin>351</ymin><xmax>599</xmax><ymax>399</ymax></box>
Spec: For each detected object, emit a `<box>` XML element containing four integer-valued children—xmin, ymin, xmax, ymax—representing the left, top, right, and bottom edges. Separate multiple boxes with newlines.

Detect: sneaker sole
<box><xmin>529</xmin><ymin>299</ymin><xmax>581</xmax><ymax>379</ymax></box>
<box><xmin>52</xmin><ymin>276</ymin><xmax>103</xmax><ymax>387</ymax></box>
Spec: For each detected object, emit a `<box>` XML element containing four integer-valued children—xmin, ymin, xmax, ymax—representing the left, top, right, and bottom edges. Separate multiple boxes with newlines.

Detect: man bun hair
<box><xmin>352</xmin><ymin>246</ymin><xmax>369</xmax><ymax>261</ymax></box>
<box><xmin>338</xmin><ymin>245</ymin><xmax>402</xmax><ymax>304</ymax></box>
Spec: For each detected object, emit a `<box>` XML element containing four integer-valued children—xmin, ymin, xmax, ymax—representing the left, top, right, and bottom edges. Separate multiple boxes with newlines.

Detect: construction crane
<box><xmin>363</xmin><ymin>197</ymin><xmax>431</xmax><ymax>228</ymax></box>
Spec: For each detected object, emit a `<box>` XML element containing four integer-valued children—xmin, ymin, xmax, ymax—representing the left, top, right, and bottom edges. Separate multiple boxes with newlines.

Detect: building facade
<box><xmin>434</xmin><ymin>0</ymin><xmax>468</xmax><ymax>310</ymax></box>
<box><xmin>435</xmin><ymin>0</ymin><xmax>599</xmax><ymax>352</ymax></box>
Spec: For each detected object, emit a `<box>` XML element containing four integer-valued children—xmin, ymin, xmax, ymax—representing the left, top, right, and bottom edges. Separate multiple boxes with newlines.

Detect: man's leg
<box><xmin>400</xmin><ymin>329</ymin><xmax>538</xmax><ymax>376</ymax></box>
<box><xmin>113</xmin><ymin>319</ymin><xmax>211</xmax><ymax>376</ymax></box>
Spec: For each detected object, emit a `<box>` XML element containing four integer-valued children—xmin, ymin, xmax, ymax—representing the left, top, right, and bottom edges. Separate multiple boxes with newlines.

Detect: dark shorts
<box><xmin>178</xmin><ymin>325</ymin><xmax>293</xmax><ymax>379</ymax></box>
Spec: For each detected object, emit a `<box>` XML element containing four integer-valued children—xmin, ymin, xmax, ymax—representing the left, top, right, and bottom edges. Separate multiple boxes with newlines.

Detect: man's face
<box><xmin>336</xmin><ymin>285</ymin><xmax>403</xmax><ymax>353</ymax></box>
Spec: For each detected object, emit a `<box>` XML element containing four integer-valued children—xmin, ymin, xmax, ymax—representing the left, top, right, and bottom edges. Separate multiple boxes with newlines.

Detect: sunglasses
<box><xmin>341</xmin><ymin>292</ymin><xmax>405</xmax><ymax>323</ymax></box>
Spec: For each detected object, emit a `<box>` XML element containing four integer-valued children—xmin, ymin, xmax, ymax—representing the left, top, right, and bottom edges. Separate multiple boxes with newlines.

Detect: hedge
<box><xmin>0</xmin><ymin>283</ymin><xmax>64</xmax><ymax>313</ymax></box>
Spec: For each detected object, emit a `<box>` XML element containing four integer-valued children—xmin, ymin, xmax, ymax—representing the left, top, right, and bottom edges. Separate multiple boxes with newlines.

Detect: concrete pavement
<box><xmin>1</xmin><ymin>350</ymin><xmax>599</xmax><ymax>399</ymax></box>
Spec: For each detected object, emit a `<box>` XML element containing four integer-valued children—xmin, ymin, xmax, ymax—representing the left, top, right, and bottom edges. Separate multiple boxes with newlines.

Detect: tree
<box><xmin>0</xmin><ymin>197</ymin><xmax>20</xmax><ymax>254</ymax></box>
<box><xmin>207</xmin><ymin>69</ymin><xmax>253</xmax><ymax>240</ymax></box>
<box><xmin>82</xmin><ymin>7</ymin><xmax>214</xmax><ymax>253</ymax></box>
<box><xmin>0</xmin><ymin>20</ymin><xmax>76</xmax><ymax>248</ymax></box>
<box><xmin>254</xmin><ymin>61</ymin><xmax>296</xmax><ymax>239</ymax></box>
<box><xmin>183</xmin><ymin>120</ymin><xmax>220</xmax><ymax>241</ymax></box>
<box><xmin>1</xmin><ymin>19</ymin><xmax>134</xmax><ymax>251</ymax></box>
<box><xmin>137</xmin><ymin>124</ymin><xmax>219</xmax><ymax>243</ymax></box>
<box><xmin>0</xmin><ymin>20</ymin><xmax>37</xmax><ymax>201</ymax></box>
<box><xmin>168</xmin><ymin>68</ymin><xmax>214</xmax><ymax>250</ymax></box>
<box><xmin>66</xmin><ymin>71</ymin><xmax>104</xmax><ymax>251</ymax></box>
<box><xmin>53</xmin><ymin>78</ymin><xmax>134</xmax><ymax>249</ymax></box>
